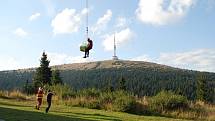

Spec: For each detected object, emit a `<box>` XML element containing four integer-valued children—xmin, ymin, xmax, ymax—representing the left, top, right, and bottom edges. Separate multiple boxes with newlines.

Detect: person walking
<box><xmin>36</xmin><ymin>87</ymin><xmax>44</xmax><ymax>110</ymax></box>
<box><xmin>45</xmin><ymin>90</ymin><xmax>54</xmax><ymax>113</ymax></box>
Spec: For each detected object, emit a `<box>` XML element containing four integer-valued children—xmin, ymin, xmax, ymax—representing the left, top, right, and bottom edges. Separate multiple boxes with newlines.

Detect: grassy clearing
<box><xmin>0</xmin><ymin>98</ymin><xmax>191</xmax><ymax>121</ymax></box>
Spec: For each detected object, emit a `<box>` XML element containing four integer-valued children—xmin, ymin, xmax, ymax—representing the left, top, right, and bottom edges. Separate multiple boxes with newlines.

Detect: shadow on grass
<box><xmin>71</xmin><ymin>113</ymin><xmax>122</xmax><ymax>121</ymax></box>
<box><xmin>0</xmin><ymin>107</ymin><xmax>93</xmax><ymax>121</ymax></box>
<box><xmin>52</xmin><ymin>110</ymin><xmax>122</xmax><ymax>121</ymax></box>
<box><xmin>0</xmin><ymin>102</ymin><xmax>33</xmax><ymax>108</ymax></box>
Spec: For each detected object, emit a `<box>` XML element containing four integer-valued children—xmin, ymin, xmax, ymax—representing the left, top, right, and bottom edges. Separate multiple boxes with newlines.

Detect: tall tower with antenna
<box><xmin>112</xmin><ymin>34</ymin><xmax>119</xmax><ymax>60</ymax></box>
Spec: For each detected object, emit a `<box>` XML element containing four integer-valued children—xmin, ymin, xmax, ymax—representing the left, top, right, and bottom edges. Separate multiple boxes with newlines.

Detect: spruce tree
<box><xmin>196</xmin><ymin>74</ymin><xmax>207</xmax><ymax>102</ymax></box>
<box><xmin>118</xmin><ymin>76</ymin><xmax>126</xmax><ymax>91</ymax></box>
<box><xmin>33</xmin><ymin>52</ymin><xmax>52</xmax><ymax>87</ymax></box>
<box><xmin>51</xmin><ymin>69</ymin><xmax>63</xmax><ymax>85</ymax></box>
<box><xmin>106</xmin><ymin>79</ymin><xmax>114</xmax><ymax>92</ymax></box>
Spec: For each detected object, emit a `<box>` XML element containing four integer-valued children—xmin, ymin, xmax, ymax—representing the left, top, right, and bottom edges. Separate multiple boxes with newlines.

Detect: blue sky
<box><xmin>0</xmin><ymin>0</ymin><xmax>215</xmax><ymax>72</ymax></box>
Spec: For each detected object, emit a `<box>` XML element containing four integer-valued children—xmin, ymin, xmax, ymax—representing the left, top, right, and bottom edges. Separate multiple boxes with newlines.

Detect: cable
<box><xmin>86</xmin><ymin>0</ymin><xmax>89</xmax><ymax>40</ymax></box>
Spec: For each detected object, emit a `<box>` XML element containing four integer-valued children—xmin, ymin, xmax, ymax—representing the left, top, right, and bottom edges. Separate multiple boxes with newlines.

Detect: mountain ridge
<box><xmin>10</xmin><ymin>60</ymin><xmax>210</xmax><ymax>74</ymax></box>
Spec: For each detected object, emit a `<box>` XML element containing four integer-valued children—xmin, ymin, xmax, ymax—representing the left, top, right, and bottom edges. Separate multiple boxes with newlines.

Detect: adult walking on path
<box><xmin>45</xmin><ymin>90</ymin><xmax>54</xmax><ymax>113</ymax></box>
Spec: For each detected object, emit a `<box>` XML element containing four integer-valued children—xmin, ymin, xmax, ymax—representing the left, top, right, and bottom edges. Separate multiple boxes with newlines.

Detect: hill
<box><xmin>52</xmin><ymin>60</ymin><xmax>179</xmax><ymax>70</ymax></box>
<box><xmin>0</xmin><ymin>60</ymin><xmax>214</xmax><ymax>102</ymax></box>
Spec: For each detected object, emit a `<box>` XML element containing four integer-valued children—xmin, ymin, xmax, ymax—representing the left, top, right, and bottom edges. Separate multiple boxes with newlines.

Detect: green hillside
<box><xmin>0</xmin><ymin>60</ymin><xmax>214</xmax><ymax>102</ymax></box>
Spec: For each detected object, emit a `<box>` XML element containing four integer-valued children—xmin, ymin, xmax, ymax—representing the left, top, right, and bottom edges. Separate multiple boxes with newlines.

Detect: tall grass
<box><xmin>1</xmin><ymin>86</ymin><xmax>214</xmax><ymax>120</ymax></box>
<box><xmin>132</xmin><ymin>91</ymin><xmax>209</xmax><ymax>120</ymax></box>
<box><xmin>45</xmin><ymin>85</ymin><xmax>213</xmax><ymax>120</ymax></box>
<box><xmin>63</xmin><ymin>89</ymin><xmax>135</xmax><ymax>112</ymax></box>
<box><xmin>0</xmin><ymin>90</ymin><xmax>9</xmax><ymax>98</ymax></box>
<box><xmin>148</xmin><ymin>91</ymin><xmax>189</xmax><ymax>113</ymax></box>
<box><xmin>9</xmin><ymin>90</ymin><xmax>27</xmax><ymax>100</ymax></box>
<box><xmin>44</xmin><ymin>84</ymin><xmax>73</xmax><ymax>105</ymax></box>
<box><xmin>0</xmin><ymin>90</ymin><xmax>28</xmax><ymax>100</ymax></box>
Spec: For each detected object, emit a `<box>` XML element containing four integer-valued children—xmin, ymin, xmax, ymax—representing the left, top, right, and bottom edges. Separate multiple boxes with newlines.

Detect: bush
<box><xmin>22</xmin><ymin>84</ymin><xmax>35</xmax><ymax>95</ymax></box>
<box><xmin>99</xmin><ymin>90</ymin><xmax>135</xmax><ymax>112</ymax></box>
<box><xmin>77</xmin><ymin>88</ymin><xmax>100</xmax><ymax>98</ymax></box>
<box><xmin>64</xmin><ymin>89</ymin><xmax>135</xmax><ymax>112</ymax></box>
<box><xmin>78</xmin><ymin>97</ymin><xmax>99</xmax><ymax>109</ymax></box>
<box><xmin>47</xmin><ymin>84</ymin><xmax>72</xmax><ymax>100</ymax></box>
<box><xmin>9</xmin><ymin>90</ymin><xmax>27</xmax><ymax>100</ymax></box>
<box><xmin>149</xmin><ymin>91</ymin><xmax>188</xmax><ymax>113</ymax></box>
<box><xmin>62</xmin><ymin>91</ymin><xmax>76</xmax><ymax>100</ymax></box>
<box><xmin>0</xmin><ymin>90</ymin><xmax>9</xmax><ymax>99</ymax></box>
<box><xmin>112</xmin><ymin>91</ymin><xmax>135</xmax><ymax>112</ymax></box>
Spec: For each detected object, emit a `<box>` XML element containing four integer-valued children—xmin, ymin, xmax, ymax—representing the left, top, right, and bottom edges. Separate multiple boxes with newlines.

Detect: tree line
<box><xmin>0</xmin><ymin>52</ymin><xmax>214</xmax><ymax>103</ymax></box>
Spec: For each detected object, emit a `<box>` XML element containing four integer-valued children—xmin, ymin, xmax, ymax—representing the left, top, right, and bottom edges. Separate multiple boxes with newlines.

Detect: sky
<box><xmin>0</xmin><ymin>0</ymin><xmax>215</xmax><ymax>72</ymax></box>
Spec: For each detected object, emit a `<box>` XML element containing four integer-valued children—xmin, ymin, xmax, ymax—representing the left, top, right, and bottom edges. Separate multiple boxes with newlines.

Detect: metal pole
<box><xmin>86</xmin><ymin>0</ymin><xmax>89</xmax><ymax>40</ymax></box>
<box><xmin>114</xmin><ymin>34</ymin><xmax>116</xmax><ymax>57</ymax></box>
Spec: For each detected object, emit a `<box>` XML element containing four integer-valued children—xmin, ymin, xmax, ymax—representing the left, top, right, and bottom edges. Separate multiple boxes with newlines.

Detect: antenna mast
<box><xmin>112</xmin><ymin>33</ymin><xmax>119</xmax><ymax>60</ymax></box>
<box><xmin>114</xmin><ymin>34</ymin><xmax>116</xmax><ymax>57</ymax></box>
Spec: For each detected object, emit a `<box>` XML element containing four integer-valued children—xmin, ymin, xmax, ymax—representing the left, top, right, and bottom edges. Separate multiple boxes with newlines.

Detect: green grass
<box><xmin>0</xmin><ymin>98</ymin><xmax>191</xmax><ymax>121</ymax></box>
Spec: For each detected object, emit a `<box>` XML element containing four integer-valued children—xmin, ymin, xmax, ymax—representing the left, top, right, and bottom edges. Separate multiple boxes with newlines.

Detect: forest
<box><xmin>0</xmin><ymin>60</ymin><xmax>214</xmax><ymax>103</ymax></box>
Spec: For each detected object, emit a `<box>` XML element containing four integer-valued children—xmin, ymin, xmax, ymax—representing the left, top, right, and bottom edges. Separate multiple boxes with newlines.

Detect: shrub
<box><xmin>77</xmin><ymin>88</ymin><xmax>100</xmax><ymax>98</ymax></box>
<box><xmin>22</xmin><ymin>84</ymin><xmax>35</xmax><ymax>95</ymax></box>
<box><xmin>78</xmin><ymin>97</ymin><xmax>99</xmax><ymax>109</ymax></box>
<box><xmin>62</xmin><ymin>92</ymin><xmax>76</xmax><ymax>100</ymax></box>
<box><xmin>112</xmin><ymin>91</ymin><xmax>135</xmax><ymax>112</ymax></box>
<box><xmin>0</xmin><ymin>90</ymin><xmax>9</xmax><ymax>99</ymax></box>
<box><xmin>99</xmin><ymin>90</ymin><xmax>135</xmax><ymax>112</ymax></box>
<box><xmin>168</xmin><ymin>102</ymin><xmax>208</xmax><ymax>120</ymax></box>
<box><xmin>47</xmin><ymin>84</ymin><xmax>72</xmax><ymax>100</ymax></box>
<box><xmin>126</xmin><ymin>101</ymin><xmax>152</xmax><ymax>115</ymax></box>
<box><xmin>9</xmin><ymin>90</ymin><xmax>27</xmax><ymax>100</ymax></box>
<box><xmin>149</xmin><ymin>91</ymin><xmax>188</xmax><ymax>113</ymax></box>
<box><xmin>64</xmin><ymin>89</ymin><xmax>135</xmax><ymax>112</ymax></box>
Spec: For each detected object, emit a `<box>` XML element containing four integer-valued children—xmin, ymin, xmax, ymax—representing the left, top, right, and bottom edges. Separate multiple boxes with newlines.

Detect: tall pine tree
<box><xmin>196</xmin><ymin>73</ymin><xmax>207</xmax><ymax>102</ymax></box>
<box><xmin>33</xmin><ymin>52</ymin><xmax>52</xmax><ymax>87</ymax></box>
<box><xmin>118</xmin><ymin>76</ymin><xmax>126</xmax><ymax>91</ymax></box>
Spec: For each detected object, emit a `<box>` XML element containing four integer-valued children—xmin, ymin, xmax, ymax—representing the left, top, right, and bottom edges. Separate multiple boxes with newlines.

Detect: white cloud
<box><xmin>51</xmin><ymin>8</ymin><xmax>87</xmax><ymax>35</ymax></box>
<box><xmin>102</xmin><ymin>28</ymin><xmax>134</xmax><ymax>51</ymax></box>
<box><xmin>47</xmin><ymin>52</ymin><xmax>93</xmax><ymax>66</ymax></box>
<box><xmin>91</xmin><ymin>9</ymin><xmax>112</xmax><ymax>34</ymax></box>
<box><xmin>0</xmin><ymin>52</ymin><xmax>94</xmax><ymax>71</ymax></box>
<box><xmin>14</xmin><ymin>28</ymin><xmax>28</xmax><ymax>37</ymax></box>
<box><xmin>29</xmin><ymin>13</ymin><xmax>41</xmax><ymax>21</ymax></box>
<box><xmin>0</xmin><ymin>57</ymin><xmax>20</xmax><ymax>71</ymax></box>
<box><xmin>132</xmin><ymin>49</ymin><xmax>215</xmax><ymax>72</ymax></box>
<box><xmin>136</xmin><ymin>0</ymin><xmax>195</xmax><ymax>25</ymax></box>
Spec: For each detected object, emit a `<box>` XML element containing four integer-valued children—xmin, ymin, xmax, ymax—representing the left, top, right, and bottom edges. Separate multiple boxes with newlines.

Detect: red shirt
<box><xmin>37</xmin><ymin>89</ymin><xmax>43</xmax><ymax>99</ymax></box>
<box><xmin>87</xmin><ymin>40</ymin><xmax>93</xmax><ymax>49</ymax></box>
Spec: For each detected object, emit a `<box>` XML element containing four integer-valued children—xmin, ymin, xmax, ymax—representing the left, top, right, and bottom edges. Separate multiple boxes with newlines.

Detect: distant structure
<box><xmin>112</xmin><ymin>34</ymin><xmax>119</xmax><ymax>60</ymax></box>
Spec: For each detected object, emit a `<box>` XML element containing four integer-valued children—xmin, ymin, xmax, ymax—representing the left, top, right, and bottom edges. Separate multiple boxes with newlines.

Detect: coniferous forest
<box><xmin>0</xmin><ymin>60</ymin><xmax>214</xmax><ymax>103</ymax></box>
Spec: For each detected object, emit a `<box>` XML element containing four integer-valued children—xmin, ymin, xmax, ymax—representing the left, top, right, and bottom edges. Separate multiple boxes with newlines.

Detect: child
<box><xmin>36</xmin><ymin>87</ymin><xmax>43</xmax><ymax>110</ymax></box>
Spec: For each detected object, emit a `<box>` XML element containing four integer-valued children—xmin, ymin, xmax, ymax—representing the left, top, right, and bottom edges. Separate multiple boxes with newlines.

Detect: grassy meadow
<box><xmin>0</xmin><ymin>90</ymin><xmax>214</xmax><ymax>121</ymax></box>
<box><xmin>0</xmin><ymin>98</ymin><xmax>191</xmax><ymax>121</ymax></box>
